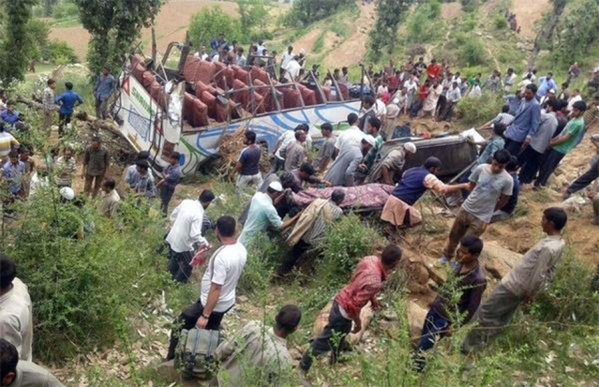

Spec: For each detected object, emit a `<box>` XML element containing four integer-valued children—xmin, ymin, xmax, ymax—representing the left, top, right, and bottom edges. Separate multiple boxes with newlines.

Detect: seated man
<box><xmin>0</xmin><ymin>101</ymin><xmax>26</xmax><ymax>132</ymax></box>
<box><xmin>368</xmin><ymin>142</ymin><xmax>417</xmax><ymax>185</ymax></box>
<box><xmin>0</xmin><ymin>339</ymin><xmax>64</xmax><ymax>386</ymax></box>
<box><xmin>491</xmin><ymin>156</ymin><xmax>520</xmax><ymax>223</ymax></box>
<box><xmin>214</xmin><ymin>305</ymin><xmax>301</xmax><ymax>386</ymax></box>
<box><xmin>381</xmin><ymin>157</ymin><xmax>469</xmax><ymax>226</ymax></box>
<box><xmin>414</xmin><ymin>236</ymin><xmax>486</xmax><ymax>371</ymax></box>
<box><xmin>280</xmin><ymin>189</ymin><xmax>345</xmax><ymax>275</ymax></box>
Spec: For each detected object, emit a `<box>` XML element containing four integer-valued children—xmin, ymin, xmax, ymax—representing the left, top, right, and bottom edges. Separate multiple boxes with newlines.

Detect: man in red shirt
<box><xmin>427</xmin><ymin>58</ymin><xmax>442</xmax><ymax>81</ymax></box>
<box><xmin>299</xmin><ymin>244</ymin><xmax>402</xmax><ymax>372</ymax></box>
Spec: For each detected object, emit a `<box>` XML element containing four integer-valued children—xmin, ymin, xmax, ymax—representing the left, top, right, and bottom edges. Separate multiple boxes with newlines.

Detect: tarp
<box><xmin>292</xmin><ymin>183</ymin><xmax>395</xmax><ymax>210</ymax></box>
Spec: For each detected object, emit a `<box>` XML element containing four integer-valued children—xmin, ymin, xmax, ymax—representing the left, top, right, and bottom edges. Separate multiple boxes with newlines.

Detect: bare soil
<box><xmin>510</xmin><ymin>0</ymin><xmax>551</xmax><ymax>40</ymax></box>
<box><xmin>49</xmin><ymin>0</ymin><xmax>240</xmax><ymax>61</ymax></box>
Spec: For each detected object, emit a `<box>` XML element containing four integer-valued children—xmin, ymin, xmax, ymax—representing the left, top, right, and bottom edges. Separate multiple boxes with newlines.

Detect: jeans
<box><xmin>414</xmin><ymin>309</ymin><xmax>450</xmax><ymax>371</ymax></box>
<box><xmin>167</xmin><ymin>247</ymin><xmax>193</xmax><ymax>283</ymax></box>
<box><xmin>58</xmin><ymin>112</ymin><xmax>72</xmax><ymax>136</ymax></box>
<box><xmin>160</xmin><ymin>186</ymin><xmax>176</xmax><ymax>214</ymax></box>
<box><xmin>300</xmin><ymin>301</ymin><xmax>352</xmax><ymax>372</ymax></box>
<box><xmin>517</xmin><ymin>146</ymin><xmax>543</xmax><ymax>184</ymax></box>
<box><xmin>534</xmin><ymin>149</ymin><xmax>565</xmax><ymax>187</ymax></box>
<box><xmin>166</xmin><ymin>300</ymin><xmax>227</xmax><ymax>360</ymax></box>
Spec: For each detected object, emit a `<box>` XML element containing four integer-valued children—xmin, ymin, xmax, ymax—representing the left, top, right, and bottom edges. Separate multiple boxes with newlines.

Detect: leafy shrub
<box><xmin>188</xmin><ymin>7</ymin><xmax>241</xmax><ymax>49</ymax></box>
<box><xmin>456</xmin><ymin>93</ymin><xmax>503</xmax><ymax>126</ymax></box>
<box><xmin>239</xmin><ymin>233</ymin><xmax>288</xmax><ymax>295</ymax></box>
<box><xmin>284</xmin><ymin>0</ymin><xmax>354</xmax><ymax>27</ymax></box>
<box><xmin>494</xmin><ymin>14</ymin><xmax>508</xmax><ymax>29</ymax></box>
<box><xmin>460</xmin><ymin>38</ymin><xmax>487</xmax><ymax>66</ymax></box>
<box><xmin>532</xmin><ymin>251</ymin><xmax>599</xmax><ymax>325</ymax></box>
<box><xmin>3</xmin><ymin>189</ymin><xmax>172</xmax><ymax>362</ymax></box>
<box><xmin>52</xmin><ymin>0</ymin><xmax>79</xmax><ymax>20</ymax></box>
<box><xmin>46</xmin><ymin>40</ymin><xmax>79</xmax><ymax>64</ymax></box>
<box><xmin>407</xmin><ymin>7</ymin><xmax>441</xmax><ymax>43</ymax></box>
<box><xmin>460</xmin><ymin>0</ymin><xmax>479</xmax><ymax>12</ymax></box>
<box><xmin>318</xmin><ymin>214</ymin><xmax>385</xmax><ymax>283</ymax></box>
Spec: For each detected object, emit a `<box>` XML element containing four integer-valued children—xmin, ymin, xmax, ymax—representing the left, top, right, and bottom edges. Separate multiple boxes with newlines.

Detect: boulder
<box><xmin>312</xmin><ymin>301</ymin><xmax>374</xmax><ymax>345</ymax></box>
<box><xmin>480</xmin><ymin>240</ymin><xmax>522</xmax><ymax>280</ymax></box>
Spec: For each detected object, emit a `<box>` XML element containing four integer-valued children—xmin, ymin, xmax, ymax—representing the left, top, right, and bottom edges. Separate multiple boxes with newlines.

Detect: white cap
<box><xmin>59</xmin><ymin>187</ymin><xmax>75</xmax><ymax>201</ymax></box>
<box><xmin>268</xmin><ymin>181</ymin><xmax>284</xmax><ymax>192</ymax></box>
<box><xmin>404</xmin><ymin>142</ymin><xmax>417</xmax><ymax>154</ymax></box>
<box><xmin>362</xmin><ymin>135</ymin><xmax>376</xmax><ymax>146</ymax></box>
<box><xmin>549</xmin><ymin>89</ymin><xmax>556</xmax><ymax>94</ymax></box>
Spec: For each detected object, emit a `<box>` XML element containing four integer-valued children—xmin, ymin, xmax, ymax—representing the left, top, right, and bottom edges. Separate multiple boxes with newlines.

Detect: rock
<box><xmin>311</xmin><ymin>302</ymin><xmax>373</xmax><ymax>345</ymax></box>
<box><xmin>481</xmin><ymin>240</ymin><xmax>522</xmax><ymax>280</ymax></box>
<box><xmin>406</xmin><ymin>301</ymin><xmax>428</xmax><ymax>342</ymax></box>
<box><xmin>237</xmin><ymin>295</ymin><xmax>249</xmax><ymax>303</ymax></box>
<box><xmin>155</xmin><ymin>360</ymin><xmax>178</xmax><ymax>381</ymax></box>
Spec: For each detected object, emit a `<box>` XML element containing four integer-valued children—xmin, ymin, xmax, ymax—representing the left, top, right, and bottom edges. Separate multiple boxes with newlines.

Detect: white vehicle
<box><xmin>112</xmin><ymin>43</ymin><xmax>361</xmax><ymax>175</ymax></box>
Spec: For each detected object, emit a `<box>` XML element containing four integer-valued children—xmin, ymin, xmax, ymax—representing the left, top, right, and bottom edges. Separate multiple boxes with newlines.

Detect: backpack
<box><xmin>175</xmin><ymin>328</ymin><xmax>221</xmax><ymax>380</ymax></box>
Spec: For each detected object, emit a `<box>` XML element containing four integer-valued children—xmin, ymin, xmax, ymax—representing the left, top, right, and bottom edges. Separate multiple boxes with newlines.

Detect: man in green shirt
<box><xmin>535</xmin><ymin>100</ymin><xmax>587</xmax><ymax>188</ymax></box>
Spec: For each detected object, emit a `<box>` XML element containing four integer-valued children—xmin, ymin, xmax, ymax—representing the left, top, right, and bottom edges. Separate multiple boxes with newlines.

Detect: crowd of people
<box><xmin>1</xmin><ymin>44</ymin><xmax>599</xmax><ymax>384</ymax></box>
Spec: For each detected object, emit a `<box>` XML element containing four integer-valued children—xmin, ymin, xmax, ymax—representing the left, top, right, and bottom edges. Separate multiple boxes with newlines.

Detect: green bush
<box><xmin>239</xmin><ymin>233</ymin><xmax>288</xmax><ymax>295</ymax></box>
<box><xmin>284</xmin><ymin>0</ymin><xmax>354</xmax><ymax>27</ymax></box>
<box><xmin>188</xmin><ymin>7</ymin><xmax>241</xmax><ymax>49</ymax></box>
<box><xmin>494</xmin><ymin>14</ymin><xmax>508</xmax><ymax>29</ymax></box>
<box><xmin>460</xmin><ymin>38</ymin><xmax>487</xmax><ymax>67</ymax></box>
<box><xmin>318</xmin><ymin>214</ymin><xmax>384</xmax><ymax>283</ymax></box>
<box><xmin>46</xmin><ymin>40</ymin><xmax>79</xmax><ymax>64</ymax></box>
<box><xmin>407</xmin><ymin>7</ymin><xmax>441</xmax><ymax>43</ymax></box>
<box><xmin>52</xmin><ymin>0</ymin><xmax>79</xmax><ymax>20</ymax></box>
<box><xmin>3</xmin><ymin>189</ymin><xmax>173</xmax><ymax>362</ymax></box>
<box><xmin>456</xmin><ymin>93</ymin><xmax>503</xmax><ymax>126</ymax></box>
<box><xmin>532</xmin><ymin>251</ymin><xmax>599</xmax><ymax>325</ymax></box>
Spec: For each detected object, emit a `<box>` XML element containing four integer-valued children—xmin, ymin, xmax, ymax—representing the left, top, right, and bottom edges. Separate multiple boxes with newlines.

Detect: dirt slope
<box><xmin>49</xmin><ymin>0</ymin><xmax>239</xmax><ymax>61</ymax></box>
<box><xmin>510</xmin><ymin>0</ymin><xmax>551</xmax><ymax>39</ymax></box>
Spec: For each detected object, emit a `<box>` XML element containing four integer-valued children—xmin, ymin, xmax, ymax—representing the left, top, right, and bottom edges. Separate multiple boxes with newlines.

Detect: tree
<box><xmin>369</xmin><ymin>0</ymin><xmax>414</xmax><ymax>57</ymax></box>
<box><xmin>284</xmin><ymin>0</ymin><xmax>354</xmax><ymax>27</ymax></box>
<box><xmin>0</xmin><ymin>0</ymin><xmax>37</xmax><ymax>83</ymax></box>
<box><xmin>553</xmin><ymin>0</ymin><xmax>599</xmax><ymax>67</ymax></box>
<box><xmin>74</xmin><ymin>0</ymin><xmax>162</xmax><ymax>76</ymax></box>
<box><xmin>188</xmin><ymin>7</ymin><xmax>241</xmax><ymax>49</ymax></box>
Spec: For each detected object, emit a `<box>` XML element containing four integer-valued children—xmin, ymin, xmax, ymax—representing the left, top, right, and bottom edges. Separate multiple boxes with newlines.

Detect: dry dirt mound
<box><xmin>441</xmin><ymin>1</ymin><xmax>463</xmax><ymax>20</ymax></box>
<box><xmin>50</xmin><ymin>0</ymin><xmax>239</xmax><ymax>61</ymax></box>
<box><xmin>510</xmin><ymin>0</ymin><xmax>551</xmax><ymax>40</ymax></box>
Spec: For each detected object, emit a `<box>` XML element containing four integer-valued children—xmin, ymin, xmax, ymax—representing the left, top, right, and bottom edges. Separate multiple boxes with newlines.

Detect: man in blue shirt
<box><xmin>0</xmin><ymin>101</ymin><xmax>24</xmax><ymax>132</ymax></box>
<box><xmin>503</xmin><ymin>84</ymin><xmax>540</xmax><ymax>156</ymax></box>
<box><xmin>94</xmin><ymin>66</ymin><xmax>116</xmax><ymax>119</ymax></box>
<box><xmin>55</xmin><ymin>82</ymin><xmax>83</xmax><ymax>136</ymax></box>
<box><xmin>537</xmin><ymin>72</ymin><xmax>558</xmax><ymax>98</ymax></box>
<box><xmin>2</xmin><ymin>150</ymin><xmax>26</xmax><ymax>198</ymax></box>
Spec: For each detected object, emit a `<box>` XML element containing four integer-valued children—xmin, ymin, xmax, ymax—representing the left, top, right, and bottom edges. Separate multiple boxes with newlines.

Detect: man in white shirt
<box><xmin>0</xmin><ymin>339</ymin><xmax>64</xmax><ymax>387</ymax></box>
<box><xmin>334</xmin><ymin>113</ymin><xmax>365</xmax><ymax>153</ymax></box>
<box><xmin>166</xmin><ymin>216</ymin><xmax>247</xmax><ymax>360</ymax></box>
<box><xmin>166</xmin><ymin>190</ymin><xmax>215</xmax><ymax>283</ymax></box>
<box><xmin>567</xmin><ymin>89</ymin><xmax>582</xmax><ymax>112</ymax></box>
<box><xmin>283</xmin><ymin>57</ymin><xmax>302</xmax><ymax>83</ymax></box>
<box><xmin>0</xmin><ymin>257</ymin><xmax>33</xmax><ymax>361</ymax></box>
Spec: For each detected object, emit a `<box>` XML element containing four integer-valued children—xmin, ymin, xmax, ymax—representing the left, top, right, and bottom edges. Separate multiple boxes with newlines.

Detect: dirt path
<box><xmin>510</xmin><ymin>0</ymin><xmax>551</xmax><ymax>40</ymax></box>
<box><xmin>49</xmin><ymin>0</ymin><xmax>239</xmax><ymax>61</ymax></box>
